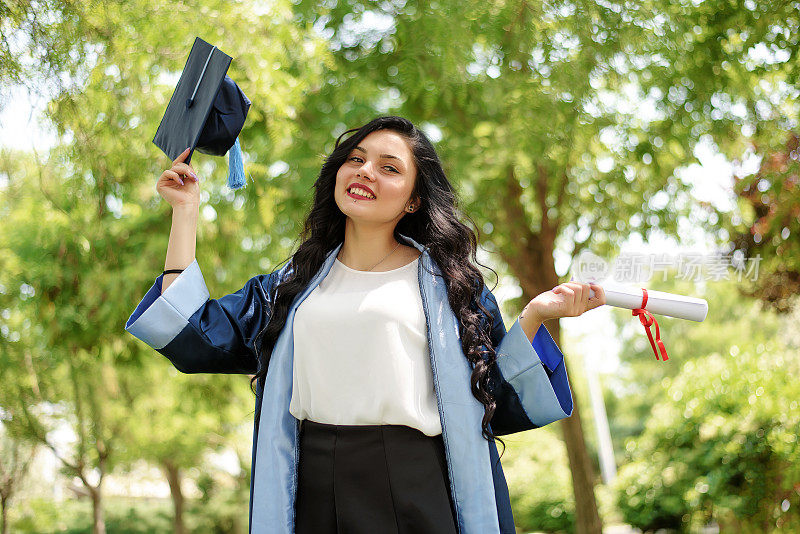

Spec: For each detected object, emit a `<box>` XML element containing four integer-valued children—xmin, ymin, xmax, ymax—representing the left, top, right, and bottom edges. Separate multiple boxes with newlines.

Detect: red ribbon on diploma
<box><xmin>631</xmin><ymin>288</ymin><xmax>669</xmax><ymax>362</ymax></box>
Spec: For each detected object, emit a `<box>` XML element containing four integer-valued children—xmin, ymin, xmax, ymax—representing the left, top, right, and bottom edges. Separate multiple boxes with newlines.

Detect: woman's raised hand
<box><xmin>156</xmin><ymin>147</ymin><xmax>200</xmax><ymax>208</ymax></box>
<box><xmin>523</xmin><ymin>282</ymin><xmax>607</xmax><ymax>324</ymax></box>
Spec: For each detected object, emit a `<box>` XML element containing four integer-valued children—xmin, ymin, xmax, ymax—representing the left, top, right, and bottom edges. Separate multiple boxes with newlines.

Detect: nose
<box><xmin>356</xmin><ymin>160</ymin><xmax>377</xmax><ymax>181</ymax></box>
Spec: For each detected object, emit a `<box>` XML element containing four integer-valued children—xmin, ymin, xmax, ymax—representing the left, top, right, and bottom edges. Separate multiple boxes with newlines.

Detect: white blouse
<box><xmin>288</xmin><ymin>255</ymin><xmax>442</xmax><ymax>436</ymax></box>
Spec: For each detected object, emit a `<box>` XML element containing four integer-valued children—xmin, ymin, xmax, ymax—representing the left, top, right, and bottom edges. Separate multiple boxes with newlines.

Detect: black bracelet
<box><xmin>163</xmin><ymin>269</ymin><xmax>184</xmax><ymax>275</ymax></box>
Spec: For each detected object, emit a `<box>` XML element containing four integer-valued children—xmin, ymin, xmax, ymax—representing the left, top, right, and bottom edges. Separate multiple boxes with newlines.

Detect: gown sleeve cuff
<box><xmin>494</xmin><ymin>319</ymin><xmax>574</xmax><ymax>427</ymax></box>
<box><xmin>125</xmin><ymin>259</ymin><xmax>210</xmax><ymax>349</ymax></box>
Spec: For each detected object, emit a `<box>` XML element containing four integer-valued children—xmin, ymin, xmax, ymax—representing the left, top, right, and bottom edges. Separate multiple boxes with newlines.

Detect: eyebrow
<box><xmin>354</xmin><ymin>145</ymin><xmax>405</xmax><ymax>165</ymax></box>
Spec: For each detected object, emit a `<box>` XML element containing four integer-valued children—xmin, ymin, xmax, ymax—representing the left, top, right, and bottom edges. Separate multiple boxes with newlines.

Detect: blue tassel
<box><xmin>227</xmin><ymin>137</ymin><xmax>246</xmax><ymax>190</ymax></box>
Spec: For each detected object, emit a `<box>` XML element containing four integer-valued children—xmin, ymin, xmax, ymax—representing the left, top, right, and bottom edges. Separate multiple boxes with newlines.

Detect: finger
<box><xmin>580</xmin><ymin>283</ymin><xmax>590</xmax><ymax>311</ymax></box>
<box><xmin>586</xmin><ymin>284</ymin><xmax>601</xmax><ymax>310</ymax></box>
<box><xmin>560</xmin><ymin>285</ymin><xmax>575</xmax><ymax>303</ymax></box>
<box><xmin>163</xmin><ymin>170</ymin><xmax>184</xmax><ymax>186</ymax></box>
<box><xmin>588</xmin><ymin>283</ymin><xmax>604</xmax><ymax>302</ymax></box>
<box><xmin>587</xmin><ymin>284</ymin><xmax>606</xmax><ymax>310</ymax></box>
<box><xmin>171</xmin><ymin>162</ymin><xmax>193</xmax><ymax>174</ymax></box>
<box><xmin>564</xmin><ymin>284</ymin><xmax>581</xmax><ymax>314</ymax></box>
<box><xmin>173</xmin><ymin>147</ymin><xmax>191</xmax><ymax>165</ymax></box>
<box><xmin>171</xmin><ymin>163</ymin><xmax>197</xmax><ymax>180</ymax></box>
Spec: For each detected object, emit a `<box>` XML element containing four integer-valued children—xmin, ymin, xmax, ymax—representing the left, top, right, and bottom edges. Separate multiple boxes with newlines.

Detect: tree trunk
<box><xmin>498</xmin><ymin>164</ymin><xmax>603</xmax><ymax>534</ymax></box>
<box><xmin>89</xmin><ymin>487</ymin><xmax>106</xmax><ymax>534</ymax></box>
<box><xmin>1</xmin><ymin>495</ymin><xmax>8</xmax><ymax>534</ymax></box>
<box><xmin>504</xmin><ymin>290</ymin><xmax>603</xmax><ymax>534</ymax></box>
<box><xmin>163</xmin><ymin>461</ymin><xmax>185</xmax><ymax>534</ymax></box>
<box><xmin>548</xmin><ymin>320</ymin><xmax>604</xmax><ymax>534</ymax></box>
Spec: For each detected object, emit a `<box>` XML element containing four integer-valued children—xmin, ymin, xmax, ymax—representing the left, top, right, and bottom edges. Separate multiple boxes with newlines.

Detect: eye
<box><xmin>348</xmin><ymin>156</ymin><xmax>363</xmax><ymax>163</ymax></box>
<box><xmin>383</xmin><ymin>165</ymin><xmax>399</xmax><ymax>173</ymax></box>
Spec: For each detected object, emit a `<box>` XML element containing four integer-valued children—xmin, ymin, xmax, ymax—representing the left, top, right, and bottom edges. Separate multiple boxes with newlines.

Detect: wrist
<box><xmin>172</xmin><ymin>203</ymin><xmax>200</xmax><ymax>216</ymax></box>
<box><xmin>518</xmin><ymin>308</ymin><xmax>543</xmax><ymax>342</ymax></box>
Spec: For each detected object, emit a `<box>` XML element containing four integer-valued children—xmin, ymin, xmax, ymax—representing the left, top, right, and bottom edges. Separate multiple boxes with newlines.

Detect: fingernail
<box><xmin>179</xmin><ymin>178</ymin><xmax>185</xmax><ymax>186</ymax></box>
<box><xmin>190</xmin><ymin>172</ymin><xmax>197</xmax><ymax>181</ymax></box>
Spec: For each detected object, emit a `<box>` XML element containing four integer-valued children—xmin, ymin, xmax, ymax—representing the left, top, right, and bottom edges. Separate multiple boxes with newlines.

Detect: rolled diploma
<box><xmin>586</xmin><ymin>283</ymin><xmax>708</xmax><ymax>322</ymax></box>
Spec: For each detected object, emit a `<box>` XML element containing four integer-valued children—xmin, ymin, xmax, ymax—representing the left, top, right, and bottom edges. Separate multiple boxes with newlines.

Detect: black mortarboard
<box><xmin>153</xmin><ymin>37</ymin><xmax>250</xmax><ymax>189</ymax></box>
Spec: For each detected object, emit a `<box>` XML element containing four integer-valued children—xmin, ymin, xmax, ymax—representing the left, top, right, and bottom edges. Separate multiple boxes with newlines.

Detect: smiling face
<box><xmin>334</xmin><ymin>129</ymin><xmax>420</xmax><ymax>226</ymax></box>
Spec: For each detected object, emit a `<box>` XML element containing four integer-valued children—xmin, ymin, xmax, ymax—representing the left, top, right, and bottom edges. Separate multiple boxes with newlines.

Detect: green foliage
<box><xmin>607</xmin><ymin>277</ymin><xmax>800</xmax><ymax>532</ymax></box>
<box><xmin>629</xmin><ymin>0</ymin><xmax>800</xmax><ymax>161</ymax></box>
<box><xmin>624</xmin><ymin>0</ymin><xmax>800</xmax><ymax>310</ymax></box>
<box><xmin>0</xmin><ymin>1</ymin><xmax>86</xmax><ymax>98</ymax></box>
<box><xmin>501</xmin><ymin>428</ymin><xmax>575</xmax><ymax>533</ymax></box>
<box><xmin>613</xmin><ymin>340</ymin><xmax>800</xmax><ymax>532</ymax></box>
<box><xmin>605</xmin><ymin>274</ymin><xmax>784</xmax><ymax>459</ymax></box>
<box><xmin>10</xmin><ymin>497</ymin><xmax>173</xmax><ymax>533</ymax></box>
<box><xmin>293</xmin><ymin>0</ymin><xmax>700</xmax><ymax>264</ymax></box>
<box><xmin>4</xmin><ymin>0</ymin><xmax>800</xmax><ymax>530</ymax></box>
<box><xmin>729</xmin><ymin>133</ymin><xmax>800</xmax><ymax>313</ymax></box>
<box><xmin>1</xmin><ymin>0</ymin><xmax>331</xmax><ymax>528</ymax></box>
<box><xmin>187</xmin><ymin>468</ymin><xmax>250</xmax><ymax>534</ymax></box>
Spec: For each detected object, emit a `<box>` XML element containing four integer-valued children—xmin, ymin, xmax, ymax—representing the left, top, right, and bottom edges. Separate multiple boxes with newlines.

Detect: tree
<box><xmin>0</xmin><ymin>1</ymin><xmax>84</xmax><ymax>108</ymax></box>
<box><xmin>280</xmin><ymin>3</ymin><xmax>800</xmax><ymax>529</ymax></box>
<box><xmin>620</xmin><ymin>0</ymin><xmax>800</xmax><ymax>314</ymax></box>
<box><xmin>5</xmin><ymin>1</ymin><xmax>800</xmax><ymax>531</ymax></box>
<box><xmin>613</xmin><ymin>323</ymin><xmax>800</xmax><ymax>532</ymax></box>
<box><xmin>604</xmin><ymin>271</ymin><xmax>785</xmax><ymax>467</ymax></box>
<box><xmin>2</xmin><ymin>1</ymin><xmax>332</xmax><ymax>531</ymax></box>
<box><xmin>122</xmin><ymin>361</ymin><xmax>254</xmax><ymax>534</ymax></box>
<box><xmin>730</xmin><ymin>132</ymin><xmax>800</xmax><ymax>313</ymax></box>
<box><xmin>0</xmin><ymin>143</ymin><xmax>150</xmax><ymax>533</ymax></box>
<box><xmin>602</xmin><ymin>266</ymin><xmax>800</xmax><ymax>531</ymax></box>
<box><xmin>285</xmin><ymin>2</ymin><xmax>702</xmax><ymax>530</ymax></box>
<box><xmin>0</xmin><ymin>425</ymin><xmax>37</xmax><ymax>534</ymax></box>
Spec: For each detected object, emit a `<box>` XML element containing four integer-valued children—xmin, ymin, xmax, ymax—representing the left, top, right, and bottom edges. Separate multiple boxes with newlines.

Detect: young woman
<box><xmin>126</xmin><ymin>116</ymin><xmax>605</xmax><ymax>534</ymax></box>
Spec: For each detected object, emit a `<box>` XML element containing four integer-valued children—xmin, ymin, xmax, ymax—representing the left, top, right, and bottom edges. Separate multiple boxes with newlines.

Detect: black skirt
<box><xmin>294</xmin><ymin>419</ymin><xmax>458</xmax><ymax>534</ymax></box>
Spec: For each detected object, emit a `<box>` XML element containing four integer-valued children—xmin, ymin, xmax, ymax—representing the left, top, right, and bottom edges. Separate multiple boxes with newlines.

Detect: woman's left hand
<box><xmin>521</xmin><ymin>282</ymin><xmax>607</xmax><ymax>325</ymax></box>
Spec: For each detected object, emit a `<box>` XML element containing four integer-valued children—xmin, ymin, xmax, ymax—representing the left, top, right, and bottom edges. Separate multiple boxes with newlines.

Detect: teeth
<box><xmin>349</xmin><ymin>187</ymin><xmax>375</xmax><ymax>199</ymax></box>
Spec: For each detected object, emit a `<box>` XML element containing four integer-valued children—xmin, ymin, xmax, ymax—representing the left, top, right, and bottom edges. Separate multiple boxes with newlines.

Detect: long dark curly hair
<box><xmin>251</xmin><ymin>116</ymin><xmax>505</xmax><ymax>448</ymax></box>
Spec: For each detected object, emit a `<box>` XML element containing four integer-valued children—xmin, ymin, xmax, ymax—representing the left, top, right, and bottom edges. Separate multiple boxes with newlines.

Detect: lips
<box><xmin>347</xmin><ymin>182</ymin><xmax>376</xmax><ymax>199</ymax></box>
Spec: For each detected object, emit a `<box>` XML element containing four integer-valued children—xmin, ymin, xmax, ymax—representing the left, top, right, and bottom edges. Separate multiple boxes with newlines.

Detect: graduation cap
<box><xmin>153</xmin><ymin>37</ymin><xmax>250</xmax><ymax>189</ymax></box>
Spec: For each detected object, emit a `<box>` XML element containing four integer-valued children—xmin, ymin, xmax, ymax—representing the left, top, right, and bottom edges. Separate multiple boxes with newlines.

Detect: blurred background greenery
<box><xmin>1</xmin><ymin>0</ymin><xmax>798</xmax><ymax>533</ymax></box>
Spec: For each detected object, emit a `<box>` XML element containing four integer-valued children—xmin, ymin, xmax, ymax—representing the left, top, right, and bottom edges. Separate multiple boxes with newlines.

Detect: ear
<box><xmin>407</xmin><ymin>194</ymin><xmax>422</xmax><ymax>212</ymax></box>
